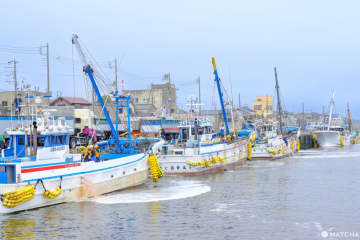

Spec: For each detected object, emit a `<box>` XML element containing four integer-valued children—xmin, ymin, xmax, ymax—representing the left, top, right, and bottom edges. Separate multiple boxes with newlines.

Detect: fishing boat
<box><xmin>250</xmin><ymin>121</ymin><xmax>297</xmax><ymax>160</ymax></box>
<box><xmin>314</xmin><ymin>92</ymin><xmax>346</xmax><ymax>147</ymax></box>
<box><xmin>250</xmin><ymin>68</ymin><xmax>298</xmax><ymax>160</ymax></box>
<box><xmin>153</xmin><ymin>58</ymin><xmax>249</xmax><ymax>176</ymax></box>
<box><xmin>0</xmin><ymin>34</ymin><xmax>148</xmax><ymax>214</ymax></box>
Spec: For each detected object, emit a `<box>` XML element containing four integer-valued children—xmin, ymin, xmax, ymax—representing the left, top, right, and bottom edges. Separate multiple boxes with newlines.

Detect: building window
<box><xmin>170</xmin><ymin>109</ymin><xmax>174</xmax><ymax>113</ymax></box>
<box><xmin>254</xmin><ymin>105</ymin><xmax>262</xmax><ymax>110</ymax></box>
<box><xmin>1</xmin><ymin>101</ymin><xmax>7</xmax><ymax>107</ymax></box>
<box><xmin>257</xmin><ymin>99</ymin><xmax>262</xmax><ymax>102</ymax></box>
<box><xmin>75</xmin><ymin>118</ymin><xmax>81</xmax><ymax>124</ymax></box>
<box><xmin>119</xmin><ymin>108</ymin><xmax>123</xmax><ymax>114</ymax></box>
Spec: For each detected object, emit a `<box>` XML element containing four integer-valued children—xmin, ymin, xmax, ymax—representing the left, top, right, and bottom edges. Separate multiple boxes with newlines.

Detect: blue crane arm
<box><xmin>84</xmin><ymin>65</ymin><xmax>119</xmax><ymax>140</ymax></box>
<box><xmin>212</xmin><ymin>57</ymin><xmax>229</xmax><ymax>134</ymax></box>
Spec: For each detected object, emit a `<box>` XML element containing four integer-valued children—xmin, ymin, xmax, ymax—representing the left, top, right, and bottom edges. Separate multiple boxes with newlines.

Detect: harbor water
<box><xmin>1</xmin><ymin>145</ymin><xmax>359</xmax><ymax>240</ymax></box>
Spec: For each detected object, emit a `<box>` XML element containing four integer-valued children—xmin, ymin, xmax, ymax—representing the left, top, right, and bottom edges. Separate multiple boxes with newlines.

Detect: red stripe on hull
<box><xmin>21</xmin><ymin>163</ymin><xmax>81</xmax><ymax>173</ymax></box>
<box><xmin>165</xmin><ymin>160</ymin><xmax>245</xmax><ymax>176</ymax></box>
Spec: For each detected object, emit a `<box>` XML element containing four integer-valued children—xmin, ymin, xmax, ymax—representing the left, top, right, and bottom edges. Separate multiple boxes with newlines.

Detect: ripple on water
<box><xmin>91</xmin><ymin>180</ymin><xmax>211</xmax><ymax>204</ymax></box>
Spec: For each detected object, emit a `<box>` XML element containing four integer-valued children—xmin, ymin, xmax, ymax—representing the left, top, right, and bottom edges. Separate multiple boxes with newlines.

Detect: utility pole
<box><xmin>274</xmin><ymin>67</ymin><xmax>283</xmax><ymax>136</ymax></box>
<box><xmin>46</xmin><ymin>43</ymin><xmax>50</xmax><ymax>94</ymax></box>
<box><xmin>302</xmin><ymin>102</ymin><xmax>305</xmax><ymax>129</ymax></box>
<box><xmin>8</xmin><ymin>58</ymin><xmax>18</xmax><ymax>100</ymax></box>
<box><xmin>238</xmin><ymin>93</ymin><xmax>241</xmax><ymax>109</ymax></box>
<box><xmin>114</xmin><ymin>58</ymin><xmax>118</xmax><ymax>92</ymax></box>
<box><xmin>197</xmin><ymin>77</ymin><xmax>201</xmax><ymax>115</ymax></box>
<box><xmin>40</xmin><ymin>44</ymin><xmax>50</xmax><ymax>94</ymax></box>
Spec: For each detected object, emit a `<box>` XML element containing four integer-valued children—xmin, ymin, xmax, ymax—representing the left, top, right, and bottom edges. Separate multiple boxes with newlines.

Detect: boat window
<box><xmin>191</xmin><ymin>127</ymin><xmax>195</xmax><ymax>135</ymax></box>
<box><xmin>65</xmin><ymin>135</ymin><xmax>69</xmax><ymax>145</ymax></box>
<box><xmin>51</xmin><ymin>136</ymin><xmax>55</xmax><ymax>145</ymax></box>
<box><xmin>181</xmin><ymin>128</ymin><xmax>189</xmax><ymax>140</ymax></box>
<box><xmin>198</xmin><ymin>127</ymin><xmax>204</xmax><ymax>135</ymax></box>
<box><xmin>45</xmin><ymin>136</ymin><xmax>50</xmax><ymax>146</ymax></box>
<box><xmin>62</xmin><ymin>135</ymin><xmax>67</xmax><ymax>144</ymax></box>
<box><xmin>37</xmin><ymin>136</ymin><xmax>45</xmax><ymax>147</ymax></box>
<box><xmin>56</xmin><ymin>136</ymin><xmax>62</xmax><ymax>145</ymax></box>
<box><xmin>17</xmin><ymin>136</ymin><xmax>25</xmax><ymax>146</ymax></box>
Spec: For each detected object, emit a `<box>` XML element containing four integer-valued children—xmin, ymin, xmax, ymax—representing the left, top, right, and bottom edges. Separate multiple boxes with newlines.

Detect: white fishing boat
<box><xmin>251</xmin><ymin>122</ymin><xmax>297</xmax><ymax>160</ymax></box>
<box><xmin>0</xmin><ymin>34</ymin><xmax>149</xmax><ymax>214</ymax></box>
<box><xmin>153</xmin><ymin>119</ymin><xmax>248</xmax><ymax>175</ymax></box>
<box><xmin>251</xmin><ymin>68</ymin><xmax>297</xmax><ymax>160</ymax></box>
<box><xmin>153</xmin><ymin>58</ymin><xmax>249</xmax><ymax>175</ymax></box>
<box><xmin>314</xmin><ymin>92</ymin><xmax>346</xmax><ymax>147</ymax></box>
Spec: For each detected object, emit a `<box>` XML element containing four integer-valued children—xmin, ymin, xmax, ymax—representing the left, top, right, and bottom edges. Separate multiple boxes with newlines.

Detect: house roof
<box><xmin>50</xmin><ymin>97</ymin><xmax>91</xmax><ymax>106</ymax></box>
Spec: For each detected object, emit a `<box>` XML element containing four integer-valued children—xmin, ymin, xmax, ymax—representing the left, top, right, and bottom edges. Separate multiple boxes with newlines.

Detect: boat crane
<box><xmin>72</xmin><ymin>34</ymin><xmax>134</xmax><ymax>153</ymax></box>
<box><xmin>211</xmin><ymin>57</ymin><xmax>230</xmax><ymax>135</ymax></box>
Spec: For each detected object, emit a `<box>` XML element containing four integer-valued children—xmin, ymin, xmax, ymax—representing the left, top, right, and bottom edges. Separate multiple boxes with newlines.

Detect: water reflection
<box><xmin>146</xmin><ymin>202</ymin><xmax>161</xmax><ymax>239</ymax></box>
<box><xmin>1</xmin><ymin>218</ymin><xmax>35</xmax><ymax>239</ymax></box>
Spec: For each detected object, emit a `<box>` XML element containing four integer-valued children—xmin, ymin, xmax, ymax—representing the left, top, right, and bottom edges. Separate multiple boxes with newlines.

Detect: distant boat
<box><xmin>314</xmin><ymin>91</ymin><xmax>346</xmax><ymax>147</ymax></box>
<box><xmin>250</xmin><ymin>121</ymin><xmax>297</xmax><ymax>160</ymax></box>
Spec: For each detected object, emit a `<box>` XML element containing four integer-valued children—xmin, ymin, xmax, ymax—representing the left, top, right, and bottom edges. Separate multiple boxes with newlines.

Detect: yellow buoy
<box><xmin>43</xmin><ymin>187</ymin><xmax>62</xmax><ymax>199</ymax></box>
<box><xmin>313</xmin><ymin>134</ymin><xmax>318</xmax><ymax>149</ymax></box>
<box><xmin>2</xmin><ymin>185</ymin><xmax>35</xmax><ymax>208</ymax></box>
<box><xmin>148</xmin><ymin>155</ymin><xmax>164</xmax><ymax>182</ymax></box>
<box><xmin>340</xmin><ymin>135</ymin><xmax>344</xmax><ymax>148</ymax></box>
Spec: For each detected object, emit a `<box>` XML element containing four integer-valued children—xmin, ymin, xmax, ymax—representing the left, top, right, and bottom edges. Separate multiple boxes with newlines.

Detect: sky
<box><xmin>0</xmin><ymin>0</ymin><xmax>359</xmax><ymax>117</ymax></box>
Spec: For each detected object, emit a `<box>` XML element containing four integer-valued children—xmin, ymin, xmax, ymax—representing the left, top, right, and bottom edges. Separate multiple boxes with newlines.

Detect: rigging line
<box><xmin>72</xmin><ymin>45</ymin><xmax>76</xmax><ymax>98</ymax></box>
<box><xmin>78</xmin><ymin>38</ymin><xmax>112</xmax><ymax>86</ymax></box>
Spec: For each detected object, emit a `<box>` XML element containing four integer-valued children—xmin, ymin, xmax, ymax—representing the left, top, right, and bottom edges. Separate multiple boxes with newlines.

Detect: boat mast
<box><xmin>274</xmin><ymin>67</ymin><xmax>284</xmax><ymax>136</ymax></box>
<box><xmin>212</xmin><ymin>57</ymin><xmax>229</xmax><ymax>134</ymax></box>
<box><xmin>328</xmin><ymin>91</ymin><xmax>335</xmax><ymax>130</ymax></box>
<box><xmin>347</xmin><ymin>102</ymin><xmax>352</xmax><ymax>133</ymax></box>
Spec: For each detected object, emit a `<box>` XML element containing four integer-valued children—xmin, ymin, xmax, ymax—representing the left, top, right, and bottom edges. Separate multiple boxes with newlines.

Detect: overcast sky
<box><xmin>0</xmin><ymin>0</ymin><xmax>359</xmax><ymax>117</ymax></box>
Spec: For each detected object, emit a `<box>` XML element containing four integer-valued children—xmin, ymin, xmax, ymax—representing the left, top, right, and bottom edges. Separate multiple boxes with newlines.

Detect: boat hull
<box><xmin>158</xmin><ymin>141</ymin><xmax>248</xmax><ymax>176</ymax></box>
<box><xmin>251</xmin><ymin>138</ymin><xmax>296</xmax><ymax>160</ymax></box>
<box><xmin>314</xmin><ymin>131</ymin><xmax>340</xmax><ymax>147</ymax></box>
<box><xmin>0</xmin><ymin>153</ymin><xmax>148</xmax><ymax>214</ymax></box>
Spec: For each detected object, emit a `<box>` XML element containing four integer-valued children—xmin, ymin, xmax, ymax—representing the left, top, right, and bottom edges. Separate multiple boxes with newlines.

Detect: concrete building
<box><xmin>252</xmin><ymin>96</ymin><xmax>273</xmax><ymax>118</ymax></box>
<box><xmin>123</xmin><ymin>74</ymin><xmax>178</xmax><ymax>117</ymax></box>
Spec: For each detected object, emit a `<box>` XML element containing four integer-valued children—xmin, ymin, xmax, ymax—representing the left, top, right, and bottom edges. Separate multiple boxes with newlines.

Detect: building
<box><xmin>252</xmin><ymin>96</ymin><xmax>273</xmax><ymax>117</ymax></box>
<box><xmin>0</xmin><ymin>90</ymin><xmax>49</xmax><ymax>116</ymax></box>
<box><xmin>50</xmin><ymin>97</ymin><xmax>92</xmax><ymax>108</ymax></box>
<box><xmin>123</xmin><ymin>74</ymin><xmax>178</xmax><ymax>117</ymax></box>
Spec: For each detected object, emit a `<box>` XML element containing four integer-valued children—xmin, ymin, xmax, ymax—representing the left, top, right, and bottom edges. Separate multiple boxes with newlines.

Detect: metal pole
<box><xmin>115</xmin><ymin>58</ymin><xmax>118</xmax><ymax>92</ymax></box>
<box><xmin>198</xmin><ymin>77</ymin><xmax>201</xmax><ymax>115</ymax></box>
<box><xmin>274</xmin><ymin>67</ymin><xmax>283</xmax><ymax>136</ymax></box>
<box><xmin>302</xmin><ymin>102</ymin><xmax>305</xmax><ymax>129</ymax></box>
<box><xmin>46</xmin><ymin>43</ymin><xmax>50</xmax><ymax>95</ymax></box>
<box><xmin>126</xmin><ymin>97</ymin><xmax>132</xmax><ymax>146</ymax></box>
<box><xmin>115</xmin><ymin>92</ymin><xmax>119</xmax><ymax>137</ymax></box>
